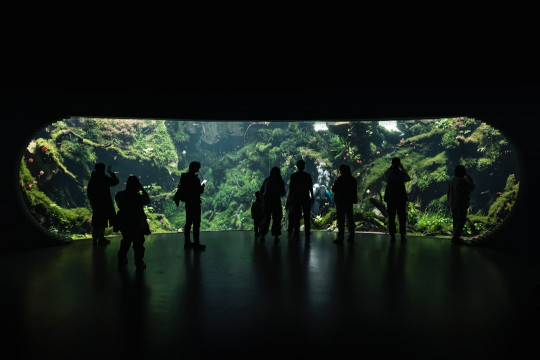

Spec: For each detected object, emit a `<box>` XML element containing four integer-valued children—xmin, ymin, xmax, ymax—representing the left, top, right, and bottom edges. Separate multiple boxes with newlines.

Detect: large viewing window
<box><xmin>19</xmin><ymin>117</ymin><xmax>519</xmax><ymax>242</ymax></box>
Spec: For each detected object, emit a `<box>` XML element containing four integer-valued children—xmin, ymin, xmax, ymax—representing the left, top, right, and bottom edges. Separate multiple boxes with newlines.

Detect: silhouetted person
<box><xmin>383</xmin><ymin>157</ymin><xmax>411</xmax><ymax>242</ymax></box>
<box><xmin>259</xmin><ymin>166</ymin><xmax>286</xmax><ymax>243</ymax></box>
<box><xmin>447</xmin><ymin>164</ymin><xmax>475</xmax><ymax>245</ymax></box>
<box><xmin>288</xmin><ymin>159</ymin><xmax>314</xmax><ymax>240</ymax></box>
<box><xmin>311</xmin><ymin>183</ymin><xmax>333</xmax><ymax>218</ymax></box>
<box><xmin>332</xmin><ymin>164</ymin><xmax>358</xmax><ymax>243</ymax></box>
<box><xmin>251</xmin><ymin>191</ymin><xmax>264</xmax><ymax>238</ymax></box>
<box><xmin>115</xmin><ymin>176</ymin><xmax>151</xmax><ymax>270</ymax></box>
<box><xmin>180</xmin><ymin>161</ymin><xmax>206</xmax><ymax>251</ymax></box>
<box><xmin>87</xmin><ymin>163</ymin><xmax>119</xmax><ymax>245</ymax></box>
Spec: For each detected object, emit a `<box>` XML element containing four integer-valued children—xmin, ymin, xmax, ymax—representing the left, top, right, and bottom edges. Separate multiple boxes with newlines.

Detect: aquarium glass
<box><xmin>19</xmin><ymin>117</ymin><xmax>519</xmax><ymax>241</ymax></box>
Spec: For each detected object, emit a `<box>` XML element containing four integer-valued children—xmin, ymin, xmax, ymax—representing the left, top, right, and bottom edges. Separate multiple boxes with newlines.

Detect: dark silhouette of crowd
<box><xmin>87</xmin><ymin>155</ymin><xmax>477</xmax><ymax>270</ymax></box>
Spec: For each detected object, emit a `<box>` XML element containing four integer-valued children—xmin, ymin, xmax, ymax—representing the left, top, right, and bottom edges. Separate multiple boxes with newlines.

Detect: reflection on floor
<box><xmin>1</xmin><ymin>231</ymin><xmax>540</xmax><ymax>359</ymax></box>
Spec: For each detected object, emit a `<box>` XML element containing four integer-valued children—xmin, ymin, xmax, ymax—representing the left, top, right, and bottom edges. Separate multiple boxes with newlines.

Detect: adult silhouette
<box><xmin>383</xmin><ymin>157</ymin><xmax>411</xmax><ymax>242</ymax></box>
<box><xmin>115</xmin><ymin>175</ymin><xmax>151</xmax><ymax>270</ymax></box>
<box><xmin>447</xmin><ymin>164</ymin><xmax>475</xmax><ymax>245</ymax></box>
<box><xmin>179</xmin><ymin>161</ymin><xmax>206</xmax><ymax>251</ymax></box>
<box><xmin>288</xmin><ymin>159</ymin><xmax>314</xmax><ymax>240</ymax></box>
<box><xmin>251</xmin><ymin>191</ymin><xmax>264</xmax><ymax>238</ymax></box>
<box><xmin>87</xmin><ymin>162</ymin><xmax>119</xmax><ymax>245</ymax></box>
<box><xmin>259</xmin><ymin>166</ymin><xmax>286</xmax><ymax>243</ymax></box>
<box><xmin>331</xmin><ymin>164</ymin><xmax>358</xmax><ymax>243</ymax></box>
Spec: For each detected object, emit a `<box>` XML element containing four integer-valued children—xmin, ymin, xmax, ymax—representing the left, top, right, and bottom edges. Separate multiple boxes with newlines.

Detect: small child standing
<box><xmin>251</xmin><ymin>191</ymin><xmax>264</xmax><ymax>238</ymax></box>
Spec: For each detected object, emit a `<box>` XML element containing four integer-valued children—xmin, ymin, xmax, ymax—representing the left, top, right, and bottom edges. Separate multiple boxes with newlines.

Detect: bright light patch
<box><xmin>379</xmin><ymin>120</ymin><xmax>399</xmax><ymax>132</ymax></box>
<box><xmin>314</xmin><ymin>122</ymin><xmax>328</xmax><ymax>131</ymax></box>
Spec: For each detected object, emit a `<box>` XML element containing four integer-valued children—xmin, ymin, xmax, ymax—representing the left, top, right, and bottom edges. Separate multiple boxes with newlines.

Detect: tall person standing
<box><xmin>331</xmin><ymin>164</ymin><xmax>358</xmax><ymax>244</ymax></box>
<box><xmin>259</xmin><ymin>166</ymin><xmax>286</xmax><ymax>243</ymax></box>
<box><xmin>447</xmin><ymin>164</ymin><xmax>475</xmax><ymax>245</ymax></box>
<box><xmin>288</xmin><ymin>159</ymin><xmax>314</xmax><ymax>240</ymax></box>
<box><xmin>179</xmin><ymin>161</ymin><xmax>207</xmax><ymax>251</ymax></box>
<box><xmin>383</xmin><ymin>157</ymin><xmax>411</xmax><ymax>243</ymax></box>
<box><xmin>87</xmin><ymin>162</ymin><xmax>119</xmax><ymax>245</ymax></box>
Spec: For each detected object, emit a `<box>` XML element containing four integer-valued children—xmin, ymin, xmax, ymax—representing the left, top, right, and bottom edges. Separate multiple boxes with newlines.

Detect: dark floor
<box><xmin>2</xmin><ymin>231</ymin><xmax>540</xmax><ymax>359</ymax></box>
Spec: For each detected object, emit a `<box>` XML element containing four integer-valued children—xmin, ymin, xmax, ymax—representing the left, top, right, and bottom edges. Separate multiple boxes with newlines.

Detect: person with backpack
<box><xmin>115</xmin><ymin>175</ymin><xmax>151</xmax><ymax>270</ymax></box>
<box><xmin>176</xmin><ymin>161</ymin><xmax>207</xmax><ymax>251</ymax></box>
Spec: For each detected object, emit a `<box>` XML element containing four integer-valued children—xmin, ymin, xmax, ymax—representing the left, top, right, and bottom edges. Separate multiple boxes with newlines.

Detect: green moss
<box><xmin>404</xmin><ymin>128</ymin><xmax>445</xmax><ymax>144</ymax></box>
<box><xmin>487</xmin><ymin>174</ymin><xmax>519</xmax><ymax>225</ymax></box>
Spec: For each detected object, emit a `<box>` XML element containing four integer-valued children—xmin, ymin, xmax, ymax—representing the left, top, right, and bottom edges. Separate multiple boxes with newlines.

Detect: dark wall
<box><xmin>1</xmin><ymin>79</ymin><xmax>538</xmax><ymax>251</ymax></box>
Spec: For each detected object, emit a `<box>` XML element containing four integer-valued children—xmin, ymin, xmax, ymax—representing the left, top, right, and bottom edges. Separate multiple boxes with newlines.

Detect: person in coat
<box><xmin>87</xmin><ymin>162</ymin><xmax>119</xmax><ymax>245</ymax></box>
<box><xmin>447</xmin><ymin>164</ymin><xmax>475</xmax><ymax>245</ymax></box>
<box><xmin>383</xmin><ymin>157</ymin><xmax>411</xmax><ymax>242</ymax></box>
<box><xmin>115</xmin><ymin>175</ymin><xmax>151</xmax><ymax>270</ymax></box>
<box><xmin>331</xmin><ymin>164</ymin><xmax>358</xmax><ymax>243</ymax></box>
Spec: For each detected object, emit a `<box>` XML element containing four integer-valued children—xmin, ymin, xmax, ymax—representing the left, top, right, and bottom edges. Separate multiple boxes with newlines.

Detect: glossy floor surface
<box><xmin>2</xmin><ymin>231</ymin><xmax>540</xmax><ymax>359</ymax></box>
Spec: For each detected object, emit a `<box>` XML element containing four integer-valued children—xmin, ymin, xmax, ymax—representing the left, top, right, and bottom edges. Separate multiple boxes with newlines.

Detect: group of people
<box><xmin>251</xmin><ymin>159</ymin><xmax>359</xmax><ymax>244</ymax></box>
<box><xmin>251</xmin><ymin>156</ymin><xmax>475</xmax><ymax>246</ymax></box>
<box><xmin>381</xmin><ymin>157</ymin><xmax>475</xmax><ymax>245</ymax></box>
<box><xmin>87</xmin><ymin>156</ymin><xmax>476</xmax><ymax>270</ymax></box>
<box><xmin>87</xmin><ymin>161</ymin><xmax>207</xmax><ymax>270</ymax></box>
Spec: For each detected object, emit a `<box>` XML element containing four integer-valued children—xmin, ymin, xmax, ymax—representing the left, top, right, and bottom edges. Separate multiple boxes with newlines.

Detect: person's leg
<box><xmin>452</xmin><ymin>207</ymin><xmax>467</xmax><ymax>242</ymax></box>
<box><xmin>259</xmin><ymin>202</ymin><xmax>270</xmax><ymax>240</ymax></box>
<box><xmin>184</xmin><ymin>204</ymin><xmax>194</xmax><ymax>248</ymax></box>
<box><xmin>117</xmin><ymin>232</ymin><xmax>132</xmax><ymax>265</ymax></box>
<box><xmin>133</xmin><ymin>233</ymin><xmax>146</xmax><ymax>269</ymax></box>
<box><xmin>271</xmin><ymin>199</ymin><xmax>282</xmax><ymax>238</ymax></box>
<box><xmin>254</xmin><ymin>218</ymin><xmax>261</xmax><ymax>237</ymax></box>
<box><xmin>335</xmin><ymin>205</ymin><xmax>345</xmax><ymax>243</ymax></box>
<box><xmin>91</xmin><ymin>226</ymin><xmax>99</xmax><ymax>244</ymax></box>
<box><xmin>397</xmin><ymin>202</ymin><xmax>408</xmax><ymax>241</ymax></box>
<box><xmin>97</xmin><ymin>227</ymin><xmax>110</xmax><ymax>244</ymax></box>
<box><xmin>387</xmin><ymin>204</ymin><xmax>397</xmax><ymax>242</ymax></box>
<box><xmin>292</xmin><ymin>201</ymin><xmax>301</xmax><ymax>238</ymax></box>
<box><xmin>192</xmin><ymin>203</ymin><xmax>205</xmax><ymax>250</ymax></box>
<box><xmin>346</xmin><ymin>204</ymin><xmax>355</xmax><ymax>241</ymax></box>
<box><xmin>302</xmin><ymin>199</ymin><xmax>311</xmax><ymax>236</ymax></box>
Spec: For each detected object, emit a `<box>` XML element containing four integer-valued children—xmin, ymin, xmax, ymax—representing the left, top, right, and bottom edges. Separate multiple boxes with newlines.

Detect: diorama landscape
<box><xmin>19</xmin><ymin>117</ymin><xmax>519</xmax><ymax>242</ymax></box>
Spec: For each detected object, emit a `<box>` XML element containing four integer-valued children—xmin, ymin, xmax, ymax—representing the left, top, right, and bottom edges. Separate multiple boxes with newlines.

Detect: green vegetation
<box><xmin>19</xmin><ymin>117</ymin><xmax>519</xmax><ymax>241</ymax></box>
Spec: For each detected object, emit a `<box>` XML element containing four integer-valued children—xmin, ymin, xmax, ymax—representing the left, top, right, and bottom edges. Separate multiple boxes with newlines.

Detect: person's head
<box><xmin>255</xmin><ymin>191</ymin><xmax>260</xmax><ymax>199</ymax></box>
<box><xmin>296</xmin><ymin>159</ymin><xmax>306</xmax><ymax>171</ymax></box>
<box><xmin>94</xmin><ymin>163</ymin><xmax>106</xmax><ymax>173</ymax></box>
<box><xmin>126</xmin><ymin>175</ymin><xmax>140</xmax><ymax>192</ymax></box>
<box><xmin>270</xmin><ymin>166</ymin><xmax>281</xmax><ymax>178</ymax></box>
<box><xmin>454</xmin><ymin>164</ymin><xmax>467</xmax><ymax>177</ymax></box>
<box><xmin>189</xmin><ymin>161</ymin><xmax>201</xmax><ymax>174</ymax></box>
<box><xmin>339</xmin><ymin>164</ymin><xmax>351</xmax><ymax>176</ymax></box>
<box><xmin>391</xmin><ymin>157</ymin><xmax>401</xmax><ymax>168</ymax></box>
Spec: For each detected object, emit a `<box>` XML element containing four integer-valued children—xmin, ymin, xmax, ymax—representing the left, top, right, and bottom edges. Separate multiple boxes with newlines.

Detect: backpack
<box><xmin>173</xmin><ymin>182</ymin><xmax>186</xmax><ymax>206</ymax></box>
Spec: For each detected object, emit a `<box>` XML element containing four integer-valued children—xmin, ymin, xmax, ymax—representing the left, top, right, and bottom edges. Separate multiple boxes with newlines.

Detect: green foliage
<box><xmin>487</xmin><ymin>174</ymin><xmax>519</xmax><ymax>225</ymax></box>
<box><xmin>415</xmin><ymin>209</ymin><xmax>452</xmax><ymax>235</ymax></box>
<box><xmin>20</xmin><ymin>117</ymin><xmax>520</xmax><ymax>241</ymax></box>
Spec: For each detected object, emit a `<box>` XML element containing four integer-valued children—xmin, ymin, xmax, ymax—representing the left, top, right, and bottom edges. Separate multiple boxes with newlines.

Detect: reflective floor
<box><xmin>2</xmin><ymin>231</ymin><xmax>540</xmax><ymax>359</ymax></box>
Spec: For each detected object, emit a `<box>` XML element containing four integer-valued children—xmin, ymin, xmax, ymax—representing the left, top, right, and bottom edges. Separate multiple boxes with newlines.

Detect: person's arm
<box><xmin>309</xmin><ymin>175</ymin><xmax>314</xmax><ymax>202</ymax></box>
<box><xmin>465</xmin><ymin>174</ymin><xmax>475</xmax><ymax>191</ymax></box>
<box><xmin>140</xmin><ymin>184</ymin><xmax>151</xmax><ymax>205</ymax></box>
<box><xmin>400</xmin><ymin>164</ymin><xmax>411</xmax><ymax>182</ymax></box>
<box><xmin>200</xmin><ymin>180</ymin><xmax>205</xmax><ymax>194</ymax></box>
<box><xmin>107</xmin><ymin>166</ymin><xmax>120</xmax><ymax>186</ymax></box>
